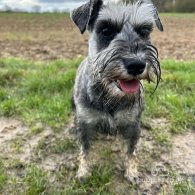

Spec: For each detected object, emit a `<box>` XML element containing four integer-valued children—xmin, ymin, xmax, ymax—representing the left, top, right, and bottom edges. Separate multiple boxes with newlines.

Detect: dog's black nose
<box><xmin>123</xmin><ymin>58</ymin><xmax>146</xmax><ymax>76</ymax></box>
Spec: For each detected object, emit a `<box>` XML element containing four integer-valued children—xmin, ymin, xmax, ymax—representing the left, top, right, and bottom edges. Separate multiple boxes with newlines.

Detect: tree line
<box><xmin>153</xmin><ymin>0</ymin><xmax>195</xmax><ymax>12</ymax></box>
<box><xmin>124</xmin><ymin>0</ymin><xmax>195</xmax><ymax>12</ymax></box>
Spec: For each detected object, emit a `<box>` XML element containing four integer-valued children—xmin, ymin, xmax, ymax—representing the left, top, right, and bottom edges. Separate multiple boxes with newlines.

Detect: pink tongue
<box><xmin>119</xmin><ymin>79</ymin><xmax>140</xmax><ymax>94</ymax></box>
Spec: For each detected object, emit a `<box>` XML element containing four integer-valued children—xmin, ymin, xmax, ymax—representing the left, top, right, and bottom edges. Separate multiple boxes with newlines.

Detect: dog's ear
<box><xmin>71</xmin><ymin>0</ymin><xmax>103</xmax><ymax>34</ymax></box>
<box><xmin>139</xmin><ymin>0</ymin><xmax>163</xmax><ymax>31</ymax></box>
<box><xmin>153</xmin><ymin>9</ymin><xmax>163</xmax><ymax>31</ymax></box>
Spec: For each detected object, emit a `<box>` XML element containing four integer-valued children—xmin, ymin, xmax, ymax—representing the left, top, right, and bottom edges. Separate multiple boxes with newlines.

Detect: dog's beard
<box><xmin>91</xmin><ymin>76</ymin><xmax>142</xmax><ymax>110</ymax></box>
<box><xmin>144</xmin><ymin>44</ymin><xmax>161</xmax><ymax>92</ymax></box>
<box><xmin>92</xmin><ymin>41</ymin><xmax>161</xmax><ymax>98</ymax></box>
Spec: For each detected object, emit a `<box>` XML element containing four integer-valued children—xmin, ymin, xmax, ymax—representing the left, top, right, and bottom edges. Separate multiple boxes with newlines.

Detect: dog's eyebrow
<box><xmin>95</xmin><ymin>19</ymin><xmax>123</xmax><ymax>32</ymax></box>
<box><xmin>134</xmin><ymin>23</ymin><xmax>153</xmax><ymax>30</ymax></box>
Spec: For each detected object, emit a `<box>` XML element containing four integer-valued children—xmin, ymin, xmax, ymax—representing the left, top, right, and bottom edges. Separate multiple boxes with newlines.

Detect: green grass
<box><xmin>0</xmin><ymin>161</ymin><xmax>7</xmax><ymax>192</ymax></box>
<box><xmin>0</xmin><ymin>58</ymin><xmax>81</xmax><ymax>129</ymax></box>
<box><xmin>143</xmin><ymin>60</ymin><xmax>195</xmax><ymax>134</ymax></box>
<box><xmin>30</xmin><ymin>124</ymin><xmax>45</xmax><ymax>135</ymax></box>
<box><xmin>173</xmin><ymin>181</ymin><xmax>195</xmax><ymax>195</ymax></box>
<box><xmin>34</xmin><ymin>136</ymin><xmax>78</xmax><ymax>157</ymax></box>
<box><xmin>64</xmin><ymin>163</ymin><xmax>115</xmax><ymax>195</ymax></box>
<box><xmin>49</xmin><ymin>138</ymin><xmax>78</xmax><ymax>154</ymax></box>
<box><xmin>160</xmin><ymin>13</ymin><xmax>195</xmax><ymax>18</ymax></box>
<box><xmin>23</xmin><ymin>165</ymin><xmax>49</xmax><ymax>195</ymax></box>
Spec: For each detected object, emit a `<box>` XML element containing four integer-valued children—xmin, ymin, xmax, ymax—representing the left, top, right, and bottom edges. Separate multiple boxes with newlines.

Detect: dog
<box><xmin>71</xmin><ymin>0</ymin><xmax>163</xmax><ymax>182</ymax></box>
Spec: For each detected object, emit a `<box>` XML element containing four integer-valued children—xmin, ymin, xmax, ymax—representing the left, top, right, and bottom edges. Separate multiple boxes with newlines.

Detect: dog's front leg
<box><xmin>76</xmin><ymin>120</ymin><xmax>92</xmax><ymax>181</ymax></box>
<box><xmin>77</xmin><ymin>145</ymin><xmax>91</xmax><ymax>181</ymax></box>
<box><xmin>124</xmin><ymin>148</ymin><xmax>139</xmax><ymax>184</ymax></box>
<box><xmin>121</xmin><ymin>124</ymin><xmax>141</xmax><ymax>183</ymax></box>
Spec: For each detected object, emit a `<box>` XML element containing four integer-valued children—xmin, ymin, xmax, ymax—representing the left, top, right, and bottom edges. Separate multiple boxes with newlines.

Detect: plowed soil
<box><xmin>0</xmin><ymin>13</ymin><xmax>194</xmax><ymax>61</ymax></box>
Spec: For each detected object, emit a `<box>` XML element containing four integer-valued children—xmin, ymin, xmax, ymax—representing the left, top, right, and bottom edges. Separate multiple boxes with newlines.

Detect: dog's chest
<box><xmin>81</xmin><ymin>106</ymin><xmax>141</xmax><ymax>135</ymax></box>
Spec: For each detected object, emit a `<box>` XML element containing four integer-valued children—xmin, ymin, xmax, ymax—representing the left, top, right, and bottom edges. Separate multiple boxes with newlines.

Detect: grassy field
<box><xmin>0</xmin><ymin>12</ymin><xmax>195</xmax><ymax>194</ymax></box>
<box><xmin>0</xmin><ymin>58</ymin><xmax>79</xmax><ymax>128</ymax></box>
<box><xmin>0</xmin><ymin>57</ymin><xmax>194</xmax><ymax>194</ymax></box>
<box><xmin>0</xmin><ymin>58</ymin><xmax>194</xmax><ymax>133</ymax></box>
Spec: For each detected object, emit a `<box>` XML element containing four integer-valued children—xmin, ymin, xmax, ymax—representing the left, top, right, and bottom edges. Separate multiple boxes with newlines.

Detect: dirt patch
<box><xmin>135</xmin><ymin>130</ymin><xmax>195</xmax><ymax>194</ymax></box>
<box><xmin>0</xmin><ymin>118</ymin><xmax>53</xmax><ymax>164</ymax></box>
<box><xmin>0</xmin><ymin>14</ymin><xmax>194</xmax><ymax>61</ymax></box>
<box><xmin>0</xmin><ymin>117</ymin><xmax>194</xmax><ymax>194</ymax></box>
<box><xmin>163</xmin><ymin>131</ymin><xmax>195</xmax><ymax>176</ymax></box>
<box><xmin>0</xmin><ymin>118</ymin><xmax>28</xmax><ymax>145</ymax></box>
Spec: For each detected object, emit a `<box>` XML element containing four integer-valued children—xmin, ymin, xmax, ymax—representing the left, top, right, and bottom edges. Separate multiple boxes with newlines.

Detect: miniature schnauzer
<box><xmin>71</xmin><ymin>0</ymin><xmax>163</xmax><ymax>182</ymax></box>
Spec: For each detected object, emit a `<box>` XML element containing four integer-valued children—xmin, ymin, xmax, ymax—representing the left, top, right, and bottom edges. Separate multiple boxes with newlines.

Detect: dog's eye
<box><xmin>95</xmin><ymin>20</ymin><xmax>122</xmax><ymax>51</ymax></box>
<box><xmin>96</xmin><ymin>20</ymin><xmax>121</xmax><ymax>39</ymax></box>
<box><xmin>139</xmin><ymin>29</ymin><xmax>151</xmax><ymax>37</ymax></box>
<box><xmin>101</xmin><ymin>27</ymin><xmax>116</xmax><ymax>37</ymax></box>
<box><xmin>135</xmin><ymin>25</ymin><xmax>153</xmax><ymax>38</ymax></box>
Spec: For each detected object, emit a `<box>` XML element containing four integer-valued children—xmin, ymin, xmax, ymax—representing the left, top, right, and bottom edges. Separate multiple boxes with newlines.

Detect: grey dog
<box><xmin>71</xmin><ymin>0</ymin><xmax>163</xmax><ymax>182</ymax></box>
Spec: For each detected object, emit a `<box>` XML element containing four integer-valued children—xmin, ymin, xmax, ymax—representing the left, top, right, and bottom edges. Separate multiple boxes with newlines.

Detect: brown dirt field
<box><xmin>0</xmin><ymin>13</ymin><xmax>194</xmax><ymax>61</ymax></box>
<box><xmin>1</xmin><ymin>117</ymin><xmax>195</xmax><ymax>194</ymax></box>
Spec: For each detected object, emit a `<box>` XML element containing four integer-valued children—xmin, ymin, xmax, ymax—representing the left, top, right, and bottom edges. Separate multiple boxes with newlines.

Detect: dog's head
<box><xmin>71</xmin><ymin>0</ymin><xmax>163</xmax><ymax>97</ymax></box>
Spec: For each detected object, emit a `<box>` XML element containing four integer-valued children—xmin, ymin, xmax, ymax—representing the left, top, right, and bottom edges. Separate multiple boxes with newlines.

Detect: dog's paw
<box><xmin>124</xmin><ymin>167</ymin><xmax>139</xmax><ymax>184</ymax></box>
<box><xmin>76</xmin><ymin>164</ymin><xmax>91</xmax><ymax>182</ymax></box>
<box><xmin>124</xmin><ymin>155</ymin><xmax>139</xmax><ymax>184</ymax></box>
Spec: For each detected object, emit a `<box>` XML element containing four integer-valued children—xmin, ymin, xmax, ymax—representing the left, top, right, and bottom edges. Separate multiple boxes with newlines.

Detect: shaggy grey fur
<box><xmin>71</xmin><ymin>0</ymin><xmax>163</xmax><ymax>182</ymax></box>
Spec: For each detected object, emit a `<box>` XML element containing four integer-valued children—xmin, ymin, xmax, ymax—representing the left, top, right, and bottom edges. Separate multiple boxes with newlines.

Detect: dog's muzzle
<box><xmin>112</xmin><ymin>58</ymin><xmax>145</xmax><ymax>94</ymax></box>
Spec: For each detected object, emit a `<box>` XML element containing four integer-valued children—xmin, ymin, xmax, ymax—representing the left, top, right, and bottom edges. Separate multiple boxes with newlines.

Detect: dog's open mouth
<box><xmin>115</xmin><ymin>79</ymin><xmax>140</xmax><ymax>94</ymax></box>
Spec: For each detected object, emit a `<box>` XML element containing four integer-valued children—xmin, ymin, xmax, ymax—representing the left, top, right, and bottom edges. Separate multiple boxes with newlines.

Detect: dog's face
<box><xmin>72</xmin><ymin>0</ymin><xmax>163</xmax><ymax>98</ymax></box>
